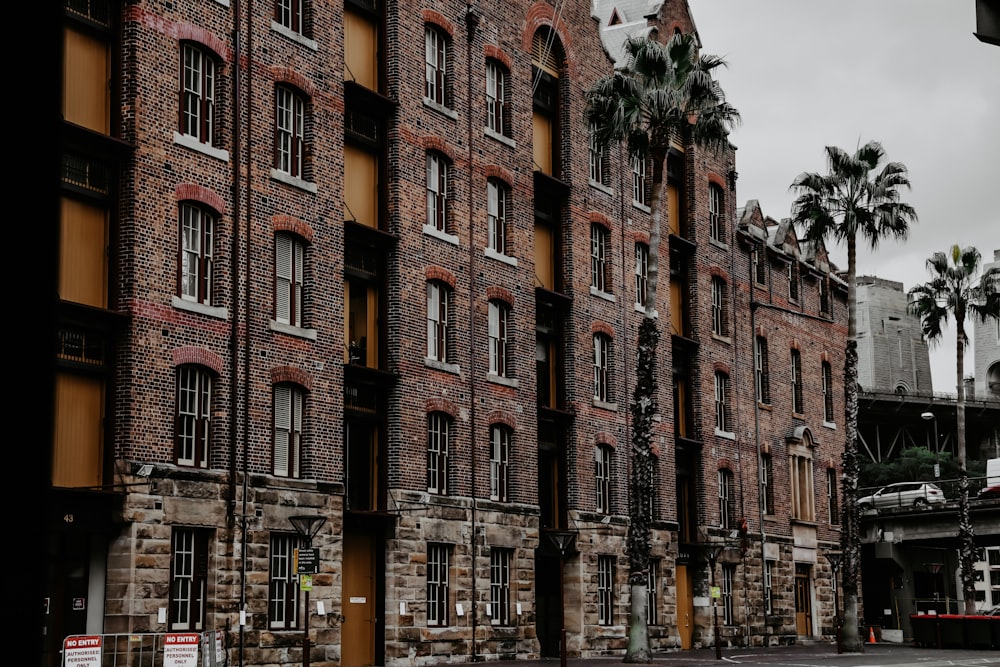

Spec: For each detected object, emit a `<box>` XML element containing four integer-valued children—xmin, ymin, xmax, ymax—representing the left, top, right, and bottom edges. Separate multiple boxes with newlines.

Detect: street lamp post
<box><xmin>289</xmin><ymin>515</ymin><xmax>327</xmax><ymax>667</ymax></box>
<box><xmin>705</xmin><ymin>544</ymin><xmax>724</xmax><ymax>661</ymax></box>
<box><xmin>921</xmin><ymin>412</ymin><xmax>940</xmax><ymax>478</ymax></box>
<box><xmin>547</xmin><ymin>531</ymin><xmax>577</xmax><ymax>667</ymax></box>
<box><xmin>826</xmin><ymin>550</ymin><xmax>843</xmax><ymax>654</ymax></box>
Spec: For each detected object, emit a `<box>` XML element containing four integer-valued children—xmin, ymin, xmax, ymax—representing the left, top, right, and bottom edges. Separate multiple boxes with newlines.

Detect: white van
<box><xmin>988</xmin><ymin>458</ymin><xmax>1000</xmax><ymax>487</ymax></box>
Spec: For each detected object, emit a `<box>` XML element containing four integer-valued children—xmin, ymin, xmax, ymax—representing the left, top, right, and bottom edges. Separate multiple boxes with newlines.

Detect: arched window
<box><xmin>273</xmin><ymin>383</ymin><xmax>304</xmax><ymax>478</ymax></box>
<box><xmin>176</xmin><ymin>365</ymin><xmax>212</xmax><ymax>468</ymax></box>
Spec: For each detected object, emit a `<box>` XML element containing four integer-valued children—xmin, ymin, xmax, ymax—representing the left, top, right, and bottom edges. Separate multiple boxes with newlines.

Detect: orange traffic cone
<box><xmin>868</xmin><ymin>626</ymin><xmax>876</xmax><ymax>644</ymax></box>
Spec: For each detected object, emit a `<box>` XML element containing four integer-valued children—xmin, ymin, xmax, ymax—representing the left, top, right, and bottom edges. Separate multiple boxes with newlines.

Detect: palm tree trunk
<box><xmin>840</xmin><ymin>234</ymin><xmax>862</xmax><ymax>652</ymax></box>
<box><xmin>625</xmin><ymin>149</ymin><xmax>666</xmax><ymax>663</ymax></box>
<box><xmin>956</xmin><ymin>319</ymin><xmax>976</xmax><ymax>614</ymax></box>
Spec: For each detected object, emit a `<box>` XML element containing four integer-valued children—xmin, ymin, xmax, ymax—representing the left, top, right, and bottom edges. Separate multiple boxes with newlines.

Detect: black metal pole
<box><xmin>710</xmin><ymin>554</ymin><xmax>721</xmax><ymax>660</ymax></box>
<box><xmin>303</xmin><ymin>536</ymin><xmax>312</xmax><ymax>667</ymax></box>
<box><xmin>559</xmin><ymin>555</ymin><xmax>567</xmax><ymax>667</ymax></box>
<box><xmin>834</xmin><ymin>568</ymin><xmax>842</xmax><ymax>654</ymax></box>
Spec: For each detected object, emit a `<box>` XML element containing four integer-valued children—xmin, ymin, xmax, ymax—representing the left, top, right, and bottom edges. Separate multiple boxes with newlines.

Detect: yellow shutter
<box><xmin>532</xmin><ymin>113</ymin><xmax>552</xmax><ymax>175</ymax></box>
<box><xmin>345</xmin><ymin>145</ymin><xmax>378</xmax><ymax>227</ymax></box>
<box><xmin>60</xmin><ymin>197</ymin><xmax>108</xmax><ymax>308</ymax></box>
<box><xmin>345</xmin><ymin>10</ymin><xmax>378</xmax><ymax>90</ymax></box>
<box><xmin>53</xmin><ymin>373</ymin><xmax>105</xmax><ymax>489</ymax></box>
<box><xmin>64</xmin><ymin>25</ymin><xmax>110</xmax><ymax>134</ymax></box>
<box><xmin>534</xmin><ymin>223</ymin><xmax>554</xmax><ymax>290</ymax></box>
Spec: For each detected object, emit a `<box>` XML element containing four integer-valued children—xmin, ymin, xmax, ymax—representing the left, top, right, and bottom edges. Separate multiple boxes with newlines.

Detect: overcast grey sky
<box><xmin>687</xmin><ymin>0</ymin><xmax>1000</xmax><ymax>393</ymax></box>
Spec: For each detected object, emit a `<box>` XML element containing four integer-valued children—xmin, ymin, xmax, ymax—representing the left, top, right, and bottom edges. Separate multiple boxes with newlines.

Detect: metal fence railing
<box><xmin>61</xmin><ymin>631</ymin><xmax>225</xmax><ymax>667</ymax></box>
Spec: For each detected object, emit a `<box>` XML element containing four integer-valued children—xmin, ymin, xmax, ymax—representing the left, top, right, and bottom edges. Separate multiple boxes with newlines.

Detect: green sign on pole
<box><xmin>710</xmin><ymin>586</ymin><xmax>721</xmax><ymax>599</ymax></box>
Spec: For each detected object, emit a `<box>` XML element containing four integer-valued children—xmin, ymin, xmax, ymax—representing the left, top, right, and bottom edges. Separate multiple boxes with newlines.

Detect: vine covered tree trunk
<box><xmin>840</xmin><ymin>234</ymin><xmax>862</xmax><ymax>652</ymax></box>
<box><xmin>955</xmin><ymin>320</ymin><xmax>977</xmax><ymax>614</ymax></box>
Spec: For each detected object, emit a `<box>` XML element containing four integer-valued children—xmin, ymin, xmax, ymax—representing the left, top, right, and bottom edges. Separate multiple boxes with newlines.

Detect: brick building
<box><xmin>50</xmin><ymin>0</ymin><xmax>848</xmax><ymax>665</ymax></box>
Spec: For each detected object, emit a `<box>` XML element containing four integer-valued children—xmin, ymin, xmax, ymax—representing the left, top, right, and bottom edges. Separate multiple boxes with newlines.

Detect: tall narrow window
<box><xmin>595</xmin><ymin>444</ymin><xmax>612</xmax><ymax>514</ymax></box>
<box><xmin>761</xmin><ymin>453</ymin><xmax>775</xmax><ymax>515</ymax></box>
<box><xmin>711</xmin><ymin>277</ymin><xmax>728</xmax><ymax>336</ymax></box>
<box><xmin>181</xmin><ymin>44</ymin><xmax>216</xmax><ymax>145</ymax></box>
<box><xmin>273</xmin><ymin>384</ymin><xmax>303</xmax><ymax>478</ymax></box>
<box><xmin>170</xmin><ymin>529</ymin><xmax>208</xmax><ymax>631</ymax></box>
<box><xmin>790</xmin><ymin>450</ymin><xmax>815</xmax><ymax>521</ymax></box>
<box><xmin>593</xmin><ymin>334</ymin><xmax>611</xmax><ymax>402</ymax></box>
<box><xmin>791</xmin><ymin>349</ymin><xmax>804</xmax><ymax>414</ymax></box>
<box><xmin>827</xmin><ymin>468</ymin><xmax>839</xmax><ymax>525</ymax></box>
<box><xmin>489</xmin><ymin>548</ymin><xmax>512</xmax><ymax>625</ymax></box>
<box><xmin>488</xmin><ymin>300</ymin><xmax>510</xmax><ymax>377</ymax></box>
<box><xmin>755</xmin><ymin>336</ymin><xmax>770</xmax><ymax>404</ymax></box>
<box><xmin>709</xmin><ymin>183</ymin><xmax>724</xmax><ymax>243</ymax></box>
<box><xmin>788</xmin><ymin>261</ymin><xmax>800</xmax><ymax>301</ymax></box>
<box><xmin>486</xmin><ymin>61</ymin><xmax>507</xmax><ymax>136</ymax></box>
<box><xmin>632</xmin><ymin>155</ymin><xmax>647</xmax><ymax>207</ymax></box>
<box><xmin>646</xmin><ymin>559</ymin><xmax>659</xmax><ymax>625</ymax></box>
<box><xmin>427</xmin><ymin>543</ymin><xmax>450</xmax><ymax>626</ymax></box>
<box><xmin>426</xmin><ymin>152</ymin><xmax>448</xmax><ymax>232</ymax></box>
<box><xmin>819</xmin><ymin>277</ymin><xmax>832</xmax><ymax>316</ymax></box>
<box><xmin>487</xmin><ymin>179</ymin><xmax>509</xmax><ymax>255</ymax></box>
<box><xmin>822</xmin><ymin>361</ymin><xmax>834</xmax><ymax>422</ymax></box>
<box><xmin>176</xmin><ymin>365</ymin><xmax>211</xmax><ymax>468</ymax></box>
<box><xmin>427</xmin><ymin>412</ymin><xmax>450</xmax><ymax>494</ymax></box>
<box><xmin>427</xmin><ymin>281</ymin><xmax>449</xmax><ymax>362</ymax></box>
<box><xmin>722</xmin><ymin>564</ymin><xmax>736</xmax><ymax>625</ymax></box>
<box><xmin>275</xmin><ymin>233</ymin><xmax>305</xmax><ymax>327</ymax></box>
<box><xmin>269</xmin><ymin>534</ymin><xmax>300</xmax><ymax>629</ymax></box>
<box><xmin>635</xmin><ymin>243</ymin><xmax>649</xmax><ymax>308</ymax></box>
<box><xmin>490</xmin><ymin>424</ymin><xmax>510</xmax><ymax>502</ymax></box>
<box><xmin>763</xmin><ymin>561</ymin><xmax>774</xmax><ymax>614</ymax></box>
<box><xmin>275</xmin><ymin>86</ymin><xmax>306</xmax><ymax>178</ymax></box>
<box><xmin>589</xmin><ymin>123</ymin><xmax>609</xmax><ymax>186</ymax></box>
<box><xmin>591</xmin><ymin>224</ymin><xmax>610</xmax><ymax>293</ymax></box>
<box><xmin>718</xmin><ymin>468</ymin><xmax>735</xmax><ymax>529</ymax></box>
<box><xmin>714</xmin><ymin>371</ymin><xmax>731</xmax><ymax>433</ymax></box>
<box><xmin>425</xmin><ymin>26</ymin><xmax>448</xmax><ymax>106</ymax></box>
<box><xmin>752</xmin><ymin>247</ymin><xmax>767</xmax><ymax>285</ymax></box>
<box><xmin>598</xmin><ymin>555</ymin><xmax>615</xmax><ymax>625</ymax></box>
<box><xmin>180</xmin><ymin>203</ymin><xmax>215</xmax><ymax>305</ymax></box>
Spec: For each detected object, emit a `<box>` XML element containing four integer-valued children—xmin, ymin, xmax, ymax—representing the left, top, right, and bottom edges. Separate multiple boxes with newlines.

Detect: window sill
<box><xmin>790</xmin><ymin>517</ymin><xmax>818</xmax><ymax>527</ymax></box>
<box><xmin>592</xmin><ymin>398</ymin><xmax>618</xmax><ymax>412</ymax></box>
<box><xmin>425</xmin><ymin>358</ymin><xmax>461</xmax><ymax>375</ymax></box>
<box><xmin>172</xmin><ymin>296</ymin><xmax>229</xmax><ymax>320</ymax></box>
<box><xmin>823</xmin><ymin>420</ymin><xmax>837</xmax><ymax>430</ymax></box>
<box><xmin>589</xmin><ymin>180</ymin><xmax>613</xmax><ymax>196</ymax></box>
<box><xmin>753</xmin><ymin>280</ymin><xmax>767</xmax><ymax>289</ymax></box>
<box><xmin>487</xmin><ymin>373</ymin><xmax>518</xmax><ymax>388</ymax></box>
<box><xmin>792</xmin><ymin>411</ymin><xmax>805</xmax><ymax>420</ymax></box>
<box><xmin>173</xmin><ymin>132</ymin><xmax>230</xmax><ymax>162</ymax></box>
<box><xmin>423</xmin><ymin>224</ymin><xmax>459</xmax><ymax>246</ymax></box>
<box><xmin>270</xmin><ymin>21</ymin><xmax>318</xmax><ymax>50</ymax></box>
<box><xmin>271</xmin><ymin>169</ymin><xmax>318</xmax><ymax>193</ymax></box>
<box><xmin>269</xmin><ymin>320</ymin><xmax>318</xmax><ymax>340</ymax></box>
<box><xmin>483</xmin><ymin>127</ymin><xmax>516</xmax><ymax>148</ymax></box>
<box><xmin>590</xmin><ymin>287</ymin><xmax>616</xmax><ymax>303</ymax></box>
<box><xmin>632</xmin><ymin>201</ymin><xmax>651</xmax><ymax>214</ymax></box>
<box><xmin>634</xmin><ymin>302</ymin><xmax>646</xmax><ymax>314</ymax></box>
<box><xmin>711</xmin><ymin>333</ymin><xmax>732</xmax><ymax>345</ymax></box>
<box><xmin>709</xmin><ymin>238</ymin><xmax>728</xmax><ymax>251</ymax></box>
<box><xmin>714</xmin><ymin>429</ymin><xmax>736</xmax><ymax>440</ymax></box>
<box><xmin>757</xmin><ymin>402</ymin><xmax>773</xmax><ymax>411</ymax></box>
<box><xmin>484</xmin><ymin>247</ymin><xmax>517</xmax><ymax>267</ymax></box>
<box><xmin>423</xmin><ymin>98</ymin><xmax>458</xmax><ymax>120</ymax></box>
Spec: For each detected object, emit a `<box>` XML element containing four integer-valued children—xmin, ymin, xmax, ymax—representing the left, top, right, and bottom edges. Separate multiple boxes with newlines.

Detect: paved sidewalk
<box><xmin>451</xmin><ymin>641</ymin><xmax>1000</xmax><ymax>667</ymax></box>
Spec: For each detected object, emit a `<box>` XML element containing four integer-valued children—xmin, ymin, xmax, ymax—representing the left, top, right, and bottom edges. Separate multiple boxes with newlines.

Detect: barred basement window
<box><xmin>598</xmin><ymin>555</ymin><xmax>614</xmax><ymax>625</ymax></box>
<box><xmin>489</xmin><ymin>548</ymin><xmax>512</xmax><ymax>625</ymax></box>
<box><xmin>427</xmin><ymin>543</ymin><xmax>450</xmax><ymax>626</ymax></box>
<box><xmin>269</xmin><ymin>533</ymin><xmax>300</xmax><ymax>629</ymax></box>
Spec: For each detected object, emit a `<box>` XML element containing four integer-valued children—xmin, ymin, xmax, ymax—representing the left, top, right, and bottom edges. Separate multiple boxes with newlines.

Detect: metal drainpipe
<box><xmin>465</xmin><ymin>4</ymin><xmax>481</xmax><ymax>661</ymax></box>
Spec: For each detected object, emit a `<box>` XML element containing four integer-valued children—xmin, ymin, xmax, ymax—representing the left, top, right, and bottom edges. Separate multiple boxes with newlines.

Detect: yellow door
<box><xmin>342</xmin><ymin>532</ymin><xmax>376</xmax><ymax>667</ymax></box>
<box><xmin>795</xmin><ymin>565</ymin><xmax>812</xmax><ymax>636</ymax></box>
<box><xmin>676</xmin><ymin>564</ymin><xmax>694</xmax><ymax>649</ymax></box>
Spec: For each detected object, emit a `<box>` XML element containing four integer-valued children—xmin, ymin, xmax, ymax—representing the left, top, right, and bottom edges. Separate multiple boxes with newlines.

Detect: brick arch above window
<box><xmin>787</xmin><ymin>424</ymin><xmax>817</xmax><ymax>447</ymax></box>
<box><xmin>484</xmin><ymin>44</ymin><xmax>512</xmax><ymax>71</ymax></box>
<box><xmin>487</xmin><ymin>410</ymin><xmax>517</xmax><ymax>430</ymax></box>
<box><xmin>522</xmin><ymin>6</ymin><xmax>577</xmax><ymax>78</ymax></box>
<box><xmin>271</xmin><ymin>215</ymin><xmax>314</xmax><ymax>243</ymax></box>
<box><xmin>754</xmin><ymin>324</ymin><xmax>768</xmax><ymax>338</ymax></box>
<box><xmin>589</xmin><ymin>211</ymin><xmax>614</xmax><ymax>230</ymax></box>
<box><xmin>422</xmin><ymin>136</ymin><xmax>457</xmax><ymax>162</ymax></box>
<box><xmin>713</xmin><ymin>361</ymin><xmax>731</xmax><ymax>375</ymax></box>
<box><xmin>709</xmin><ymin>265</ymin><xmax>730</xmax><ymax>281</ymax></box>
<box><xmin>426</xmin><ymin>397</ymin><xmax>458</xmax><ymax>418</ymax></box>
<box><xmin>270</xmin><ymin>365</ymin><xmax>313</xmax><ymax>391</ymax></box>
<box><xmin>422</xmin><ymin>9</ymin><xmax>456</xmax><ymax>37</ymax></box>
<box><xmin>175</xmin><ymin>184</ymin><xmax>226</xmax><ymax>215</ymax></box>
<box><xmin>270</xmin><ymin>67</ymin><xmax>316</xmax><ymax>98</ymax></box>
<box><xmin>592</xmin><ymin>321</ymin><xmax>614</xmax><ymax>338</ymax></box>
<box><xmin>172</xmin><ymin>346</ymin><xmax>224</xmax><ymax>375</ymax></box>
<box><xmin>484</xmin><ymin>164</ymin><xmax>514</xmax><ymax>187</ymax></box>
<box><xmin>717</xmin><ymin>459</ymin><xmax>734</xmax><ymax>471</ymax></box>
<box><xmin>425</xmin><ymin>265</ymin><xmax>457</xmax><ymax>288</ymax></box>
<box><xmin>707</xmin><ymin>172</ymin><xmax>727</xmax><ymax>189</ymax></box>
<box><xmin>789</xmin><ymin>339</ymin><xmax>802</xmax><ymax>352</ymax></box>
<box><xmin>820</xmin><ymin>350</ymin><xmax>833</xmax><ymax>364</ymax></box>
<box><xmin>486</xmin><ymin>285</ymin><xmax>514</xmax><ymax>306</ymax></box>
<box><xmin>594</xmin><ymin>431</ymin><xmax>617</xmax><ymax>449</ymax></box>
<box><xmin>632</xmin><ymin>230</ymin><xmax>650</xmax><ymax>245</ymax></box>
<box><xmin>175</xmin><ymin>24</ymin><xmax>232</xmax><ymax>62</ymax></box>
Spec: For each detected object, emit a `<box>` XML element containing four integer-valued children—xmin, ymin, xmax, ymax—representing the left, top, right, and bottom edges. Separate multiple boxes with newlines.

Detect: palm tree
<box><xmin>585</xmin><ymin>33</ymin><xmax>739</xmax><ymax>662</ymax></box>
<box><xmin>790</xmin><ymin>141</ymin><xmax>917</xmax><ymax>652</ymax></box>
<box><xmin>908</xmin><ymin>245</ymin><xmax>1000</xmax><ymax>614</ymax></box>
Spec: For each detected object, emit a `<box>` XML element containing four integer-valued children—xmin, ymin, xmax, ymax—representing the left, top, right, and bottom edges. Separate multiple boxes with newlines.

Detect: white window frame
<box><xmin>275</xmin><ymin>233</ymin><xmax>304</xmax><ymax>327</ymax></box>
<box><xmin>182</xmin><ymin>44</ymin><xmax>215</xmax><ymax>145</ymax></box>
<box><xmin>591</xmin><ymin>224</ymin><xmax>609</xmax><ymax>292</ymax></box>
<box><xmin>181</xmin><ymin>203</ymin><xmax>215</xmax><ymax>305</ymax></box>
<box><xmin>715</xmin><ymin>371</ymin><xmax>731</xmax><ymax>433</ymax></box>
<box><xmin>427</xmin><ymin>281</ymin><xmax>449</xmax><ymax>362</ymax></box>
<box><xmin>487</xmin><ymin>179</ymin><xmax>507</xmax><ymax>255</ymax></box>
<box><xmin>593</xmin><ymin>334</ymin><xmax>610</xmax><ymax>402</ymax></box>
<box><xmin>598</xmin><ymin>555</ymin><xmax>614</xmax><ymax>626</ymax></box>
<box><xmin>177</xmin><ymin>365</ymin><xmax>211</xmax><ymax>468</ymax></box>
<box><xmin>709</xmin><ymin>184</ymin><xmax>724</xmax><ymax>243</ymax></box>
<box><xmin>273</xmin><ymin>384</ymin><xmax>303</xmax><ymax>478</ymax></box>
<box><xmin>595</xmin><ymin>445</ymin><xmax>611</xmax><ymax>514</ymax></box>
<box><xmin>490</xmin><ymin>424</ymin><xmax>510</xmax><ymax>502</ymax></box>
<box><xmin>635</xmin><ymin>243</ymin><xmax>648</xmax><ymax>308</ymax></box>
<box><xmin>426</xmin><ymin>152</ymin><xmax>448</xmax><ymax>232</ymax></box>
<box><xmin>489</xmin><ymin>548</ymin><xmax>511</xmax><ymax>625</ymax></box>
<box><xmin>275</xmin><ymin>86</ymin><xmax>305</xmax><ymax>178</ymax></box>
<box><xmin>488</xmin><ymin>301</ymin><xmax>509</xmax><ymax>377</ymax></box>
<box><xmin>425</xmin><ymin>27</ymin><xmax>447</xmax><ymax>106</ymax></box>
<box><xmin>268</xmin><ymin>533</ymin><xmax>300</xmax><ymax>629</ymax></box>
<box><xmin>275</xmin><ymin>0</ymin><xmax>305</xmax><ymax>35</ymax></box>
<box><xmin>632</xmin><ymin>155</ymin><xmax>647</xmax><ymax>206</ymax></box>
<box><xmin>427</xmin><ymin>543</ymin><xmax>450</xmax><ymax>626</ymax></box>
<box><xmin>486</xmin><ymin>61</ymin><xmax>505</xmax><ymax>135</ymax></box>
<box><xmin>427</xmin><ymin>412</ymin><xmax>450</xmax><ymax>494</ymax></box>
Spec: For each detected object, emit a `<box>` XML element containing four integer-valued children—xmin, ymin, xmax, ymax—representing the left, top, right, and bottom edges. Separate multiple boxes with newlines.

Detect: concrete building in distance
<box><xmin>855</xmin><ymin>275</ymin><xmax>933</xmax><ymax>395</ymax></box>
<box><xmin>973</xmin><ymin>249</ymin><xmax>1000</xmax><ymax>405</ymax></box>
<box><xmin>50</xmin><ymin>1</ymin><xmax>848</xmax><ymax>665</ymax></box>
